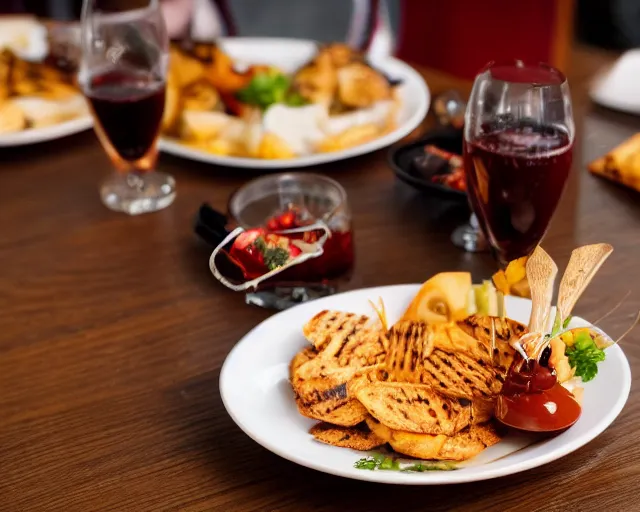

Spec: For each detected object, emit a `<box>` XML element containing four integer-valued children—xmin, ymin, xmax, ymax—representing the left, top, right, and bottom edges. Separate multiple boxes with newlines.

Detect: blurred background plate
<box><xmin>158</xmin><ymin>37</ymin><xmax>430</xmax><ymax>169</ymax></box>
<box><xmin>0</xmin><ymin>114</ymin><xmax>92</xmax><ymax>147</ymax></box>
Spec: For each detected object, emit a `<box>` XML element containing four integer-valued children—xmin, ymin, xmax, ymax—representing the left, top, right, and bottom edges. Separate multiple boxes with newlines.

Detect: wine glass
<box><xmin>79</xmin><ymin>0</ymin><xmax>175</xmax><ymax>215</ymax></box>
<box><xmin>463</xmin><ymin>60</ymin><xmax>574</xmax><ymax>267</ymax></box>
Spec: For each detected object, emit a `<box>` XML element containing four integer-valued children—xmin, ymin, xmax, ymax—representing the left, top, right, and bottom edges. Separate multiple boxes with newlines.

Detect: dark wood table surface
<box><xmin>2</xmin><ymin>45</ymin><xmax>639</xmax><ymax>512</ymax></box>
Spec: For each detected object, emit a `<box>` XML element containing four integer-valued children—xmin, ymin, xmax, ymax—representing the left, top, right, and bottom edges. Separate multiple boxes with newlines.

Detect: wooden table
<box><xmin>1</xmin><ymin>45</ymin><xmax>639</xmax><ymax>512</ymax></box>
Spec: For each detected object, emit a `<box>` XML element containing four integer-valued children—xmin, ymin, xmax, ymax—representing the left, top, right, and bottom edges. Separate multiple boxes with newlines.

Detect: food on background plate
<box><xmin>161</xmin><ymin>42</ymin><xmax>401</xmax><ymax>159</ymax></box>
<box><xmin>412</xmin><ymin>144</ymin><xmax>466</xmax><ymax>192</ymax></box>
<box><xmin>589</xmin><ymin>133</ymin><xmax>640</xmax><ymax>192</ymax></box>
<box><xmin>0</xmin><ymin>16</ymin><xmax>48</xmax><ymax>61</ymax></box>
<box><xmin>0</xmin><ymin>47</ymin><xmax>88</xmax><ymax>133</ymax></box>
<box><xmin>289</xmin><ymin>244</ymin><xmax>619</xmax><ymax>467</ymax></box>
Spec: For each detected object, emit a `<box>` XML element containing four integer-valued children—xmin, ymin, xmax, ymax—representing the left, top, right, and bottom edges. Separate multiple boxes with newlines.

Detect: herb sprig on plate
<box><xmin>354</xmin><ymin>453</ymin><xmax>457</xmax><ymax>472</ymax></box>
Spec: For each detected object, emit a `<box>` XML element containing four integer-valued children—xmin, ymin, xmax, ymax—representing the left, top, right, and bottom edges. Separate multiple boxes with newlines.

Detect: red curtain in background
<box><xmin>396</xmin><ymin>0</ymin><xmax>574</xmax><ymax>80</ymax></box>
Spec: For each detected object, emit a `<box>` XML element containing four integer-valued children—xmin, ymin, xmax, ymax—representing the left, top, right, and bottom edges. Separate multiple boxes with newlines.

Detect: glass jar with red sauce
<box><xmin>212</xmin><ymin>173</ymin><xmax>354</xmax><ymax>309</ymax></box>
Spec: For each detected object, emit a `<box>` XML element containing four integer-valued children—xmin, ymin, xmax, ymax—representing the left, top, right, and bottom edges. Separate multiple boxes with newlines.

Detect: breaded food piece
<box><xmin>317</xmin><ymin>123</ymin><xmax>380</xmax><ymax>153</ymax></box>
<box><xmin>303</xmin><ymin>310</ymin><xmax>374</xmax><ymax>352</ymax></box>
<box><xmin>318</xmin><ymin>43</ymin><xmax>358</xmax><ymax>68</ymax></box>
<box><xmin>589</xmin><ymin>133</ymin><xmax>640</xmax><ymax>192</ymax></box>
<box><xmin>310</xmin><ymin>421</ymin><xmax>385</xmax><ymax>450</ymax></box>
<box><xmin>292</xmin><ymin>310</ymin><xmax>387</xmax><ymax>426</ymax></box>
<box><xmin>296</xmin><ymin>395</ymin><xmax>368</xmax><ymax>427</ymax></box>
<box><xmin>337</xmin><ymin>62</ymin><xmax>391</xmax><ymax>108</ymax></box>
<box><xmin>389</xmin><ymin>423</ymin><xmax>502</xmax><ymax>461</ymax></box>
<box><xmin>293</xmin><ymin>51</ymin><xmax>337</xmax><ymax>105</ymax></box>
<box><xmin>0</xmin><ymin>101</ymin><xmax>26</xmax><ymax>133</ymax></box>
<box><xmin>455</xmin><ymin>316</ymin><xmax>526</xmax><ymax>372</ymax></box>
<box><xmin>289</xmin><ymin>346</ymin><xmax>318</xmax><ymax>380</ymax></box>
<box><xmin>385</xmin><ymin>321</ymin><xmax>435</xmax><ymax>382</ymax></box>
<box><xmin>355</xmin><ymin>381</ymin><xmax>472</xmax><ymax>435</ymax></box>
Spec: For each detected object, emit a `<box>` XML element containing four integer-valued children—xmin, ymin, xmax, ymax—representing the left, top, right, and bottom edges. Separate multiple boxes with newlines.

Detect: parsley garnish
<box><xmin>354</xmin><ymin>454</ymin><xmax>457</xmax><ymax>472</ymax></box>
<box><xmin>354</xmin><ymin>453</ymin><xmax>386</xmax><ymax>470</ymax></box>
<box><xmin>236</xmin><ymin>71</ymin><xmax>308</xmax><ymax>110</ymax></box>
<box><xmin>565</xmin><ymin>331</ymin><xmax>606</xmax><ymax>382</ymax></box>
<box><xmin>401</xmin><ymin>462</ymin><xmax>458</xmax><ymax>472</ymax></box>
<box><xmin>253</xmin><ymin>237</ymin><xmax>290</xmax><ymax>271</ymax></box>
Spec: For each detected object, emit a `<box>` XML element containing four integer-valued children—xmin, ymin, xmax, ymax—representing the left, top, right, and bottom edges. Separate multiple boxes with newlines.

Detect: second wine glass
<box><xmin>463</xmin><ymin>60</ymin><xmax>575</xmax><ymax>266</ymax></box>
<box><xmin>79</xmin><ymin>0</ymin><xmax>175</xmax><ymax>215</ymax></box>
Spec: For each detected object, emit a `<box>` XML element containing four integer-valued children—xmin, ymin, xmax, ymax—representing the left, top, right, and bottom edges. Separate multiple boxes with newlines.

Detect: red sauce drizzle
<box><xmin>495</xmin><ymin>354</ymin><xmax>582</xmax><ymax>432</ymax></box>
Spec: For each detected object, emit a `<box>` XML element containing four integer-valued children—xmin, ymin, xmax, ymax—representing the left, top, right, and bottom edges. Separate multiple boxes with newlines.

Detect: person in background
<box><xmin>161</xmin><ymin>0</ymin><xmax>226</xmax><ymax>40</ymax></box>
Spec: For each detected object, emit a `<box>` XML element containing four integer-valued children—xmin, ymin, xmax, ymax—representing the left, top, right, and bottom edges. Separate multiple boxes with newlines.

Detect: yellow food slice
<box><xmin>0</xmin><ymin>101</ymin><xmax>26</xmax><ymax>133</ymax></box>
<box><xmin>258</xmin><ymin>132</ymin><xmax>296</xmax><ymax>159</ymax></box>
<box><xmin>400</xmin><ymin>272</ymin><xmax>472</xmax><ymax>324</ymax></box>
<box><xmin>317</xmin><ymin>123</ymin><xmax>380</xmax><ymax>153</ymax></box>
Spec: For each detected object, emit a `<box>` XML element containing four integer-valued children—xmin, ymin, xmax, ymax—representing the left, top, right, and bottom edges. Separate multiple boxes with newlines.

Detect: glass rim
<box><xmin>479</xmin><ymin>60</ymin><xmax>567</xmax><ymax>87</ymax></box>
<box><xmin>227</xmin><ymin>172</ymin><xmax>349</xmax><ymax>227</ymax></box>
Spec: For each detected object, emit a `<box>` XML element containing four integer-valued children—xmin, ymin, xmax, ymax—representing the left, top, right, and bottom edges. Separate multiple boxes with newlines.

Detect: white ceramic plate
<box><xmin>159</xmin><ymin>38</ymin><xmax>430</xmax><ymax>169</ymax></box>
<box><xmin>220</xmin><ymin>284</ymin><xmax>631</xmax><ymax>484</ymax></box>
<box><xmin>0</xmin><ymin>115</ymin><xmax>93</xmax><ymax>147</ymax></box>
<box><xmin>590</xmin><ymin>49</ymin><xmax>640</xmax><ymax>115</ymax></box>
<box><xmin>0</xmin><ymin>18</ymin><xmax>92</xmax><ymax>148</ymax></box>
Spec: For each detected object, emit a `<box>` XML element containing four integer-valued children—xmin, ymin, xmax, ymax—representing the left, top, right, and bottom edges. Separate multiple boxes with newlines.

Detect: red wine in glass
<box><xmin>85</xmin><ymin>71</ymin><xmax>165</xmax><ymax>168</ymax></box>
<box><xmin>463</xmin><ymin>61</ymin><xmax>575</xmax><ymax>265</ymax></box>
<box><xmin>464</xmin><ymin>119</ymin><xmax>573</xmax><ymax>264</ymax></box>
<box><xmin>80</xmin><ymin>0</ymin><xmax>175</xmax><ymax>215</ymax></box>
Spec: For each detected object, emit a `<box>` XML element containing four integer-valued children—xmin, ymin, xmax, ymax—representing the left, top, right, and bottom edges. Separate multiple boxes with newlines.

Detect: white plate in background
<box><xmin>591</xmin><ymin>49</ymin><xmax>640</xmax><ymax>115</ymax></box>
<box><xmin>159</xmin><ymin>38</ymin><xmax>430</xmax><ymax>169</ymax></box>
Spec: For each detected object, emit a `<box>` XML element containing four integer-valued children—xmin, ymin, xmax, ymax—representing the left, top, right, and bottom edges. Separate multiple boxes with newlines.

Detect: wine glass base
<box><xmin>100</xmin><ymin>171</ymin><xmax>176</xmax><ymax>215</ymax></box>
<box><xmin>451</xmin><ymin>223</ymin><xmax>489</xmax><ymax>253</ymax></box>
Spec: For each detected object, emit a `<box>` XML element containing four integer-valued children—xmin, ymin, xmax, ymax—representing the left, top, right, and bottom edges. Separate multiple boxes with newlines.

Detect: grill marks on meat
<box><xmin>456</xmin><ymin>315</ymin><xmax>526</xmax><ymax>372</ymax></box>
<box><xmin>292</xmin><ymin>311</ymin><xmax>386</xmax><ymax>426</ymax></box>
<box><xmin>355</xmin><ymin>382</ymin><xmax>472</xmax><ymax>436</ymax></box>
<box><xmin>386</xmin><ymin>321</ymin><xmax>435</xmax><ymax>381</ymax></box>
<box><xmin>292</xmin><ymin>309</ymin><xmax>527</xmax><ymax>460</ymax></box>
<box><xmin>303</xmin><ymin>310</ymin><xmax>370</xmax><ymax>351</ymax></box>
<box><xmin>309</xmin><ymin>421</ymin><xmax>386</xmax><ymax>450</ymax></box>
<box><xmin>419</xmin><ymin>350</ymin><xmax>502</xmax><ymax>399</ymax></box>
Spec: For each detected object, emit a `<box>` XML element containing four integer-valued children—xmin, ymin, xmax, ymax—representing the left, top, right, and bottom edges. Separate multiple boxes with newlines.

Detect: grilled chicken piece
<box><xmin>355</xmin><ymin>381</ymin><xmax>472</xmax><ymax>436</ymax></box>
<box><xmin>337</xmin><ymin>62</ymin><xmax>391</xmax><ymax>108</ymax></box>
<box><xmin>289</xmin><ymin>345</ymin><xmax>318</xmax><ymax>380</ymax></box>
<box><xmin>293</xmin><ymin>52</ymin><xmax>337</xmax><ymax>105</ymax></box>
<box><xmin>384</xmin><ymin>320</ymin><xmax>514</xmax><ymax>400</ymax></box>
<box><xmin>292</xmin><ymin>364</ymin><xmax>378</xmax><ymax>426</ymax></box>
<box><xmin>296</xmin><ymin>394</ymin><xmax>368</xmax><ymax>427</ymax></box>
<box><xmin>455</xmin><ymin>315</ymin><xmax>526</xmax><ymax>372</ymax></box>
<box><xmin>388</xmin><ymin>423</ymin><xmax>502</xmax><ymax>461</ymax></box>
<box><xmin>317</xmin><ymin>43</ymin><xmax>359</xmax><ymax>68</ymax></box>
<box><xmin>292</xmin><ymin>310</ymin><xmax>387</xmax><ymax>426</ymax></box>
<box><xmin>385</xmin><ymin>321</ymin><xmax>435</xmax><ymax>382</ymax></box>
<box><xmin>303</xmin><ymin>310</ymin><xmax>382</xmax><ymax>353</ymax></box>
<box><xmin>310</xmin><ymin>421</ymin><xmax>385</xmax><ymax>450</ymax></box>
<box><xmin>416</xmin><ymin>349</ymin><xmax>504</xmax><ymax>399</ymax></box>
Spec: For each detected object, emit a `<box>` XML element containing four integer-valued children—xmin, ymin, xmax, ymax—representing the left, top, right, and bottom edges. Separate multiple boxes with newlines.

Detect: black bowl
<box><xmin>388</xmin><ymin>127</ymin><xmax>467</xmax><ymax>201</ymax></box>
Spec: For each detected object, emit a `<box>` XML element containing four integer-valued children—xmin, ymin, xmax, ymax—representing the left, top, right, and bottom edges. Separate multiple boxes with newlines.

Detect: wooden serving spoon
<box><xmin>555</xmin><ymin>243</ymin><xmax>614</xmax><ymax>328</ymax></box>
<box><xmin>521</xmin><ymin>246</ymin><xmax>558</xmax><ymax>359</ymax></box>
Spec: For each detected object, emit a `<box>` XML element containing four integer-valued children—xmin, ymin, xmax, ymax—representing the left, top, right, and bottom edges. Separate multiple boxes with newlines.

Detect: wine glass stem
<box><xmin>451</xmin><ymin>214</ymin><xmax>489</xmax><ymax>253</ymax></box>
